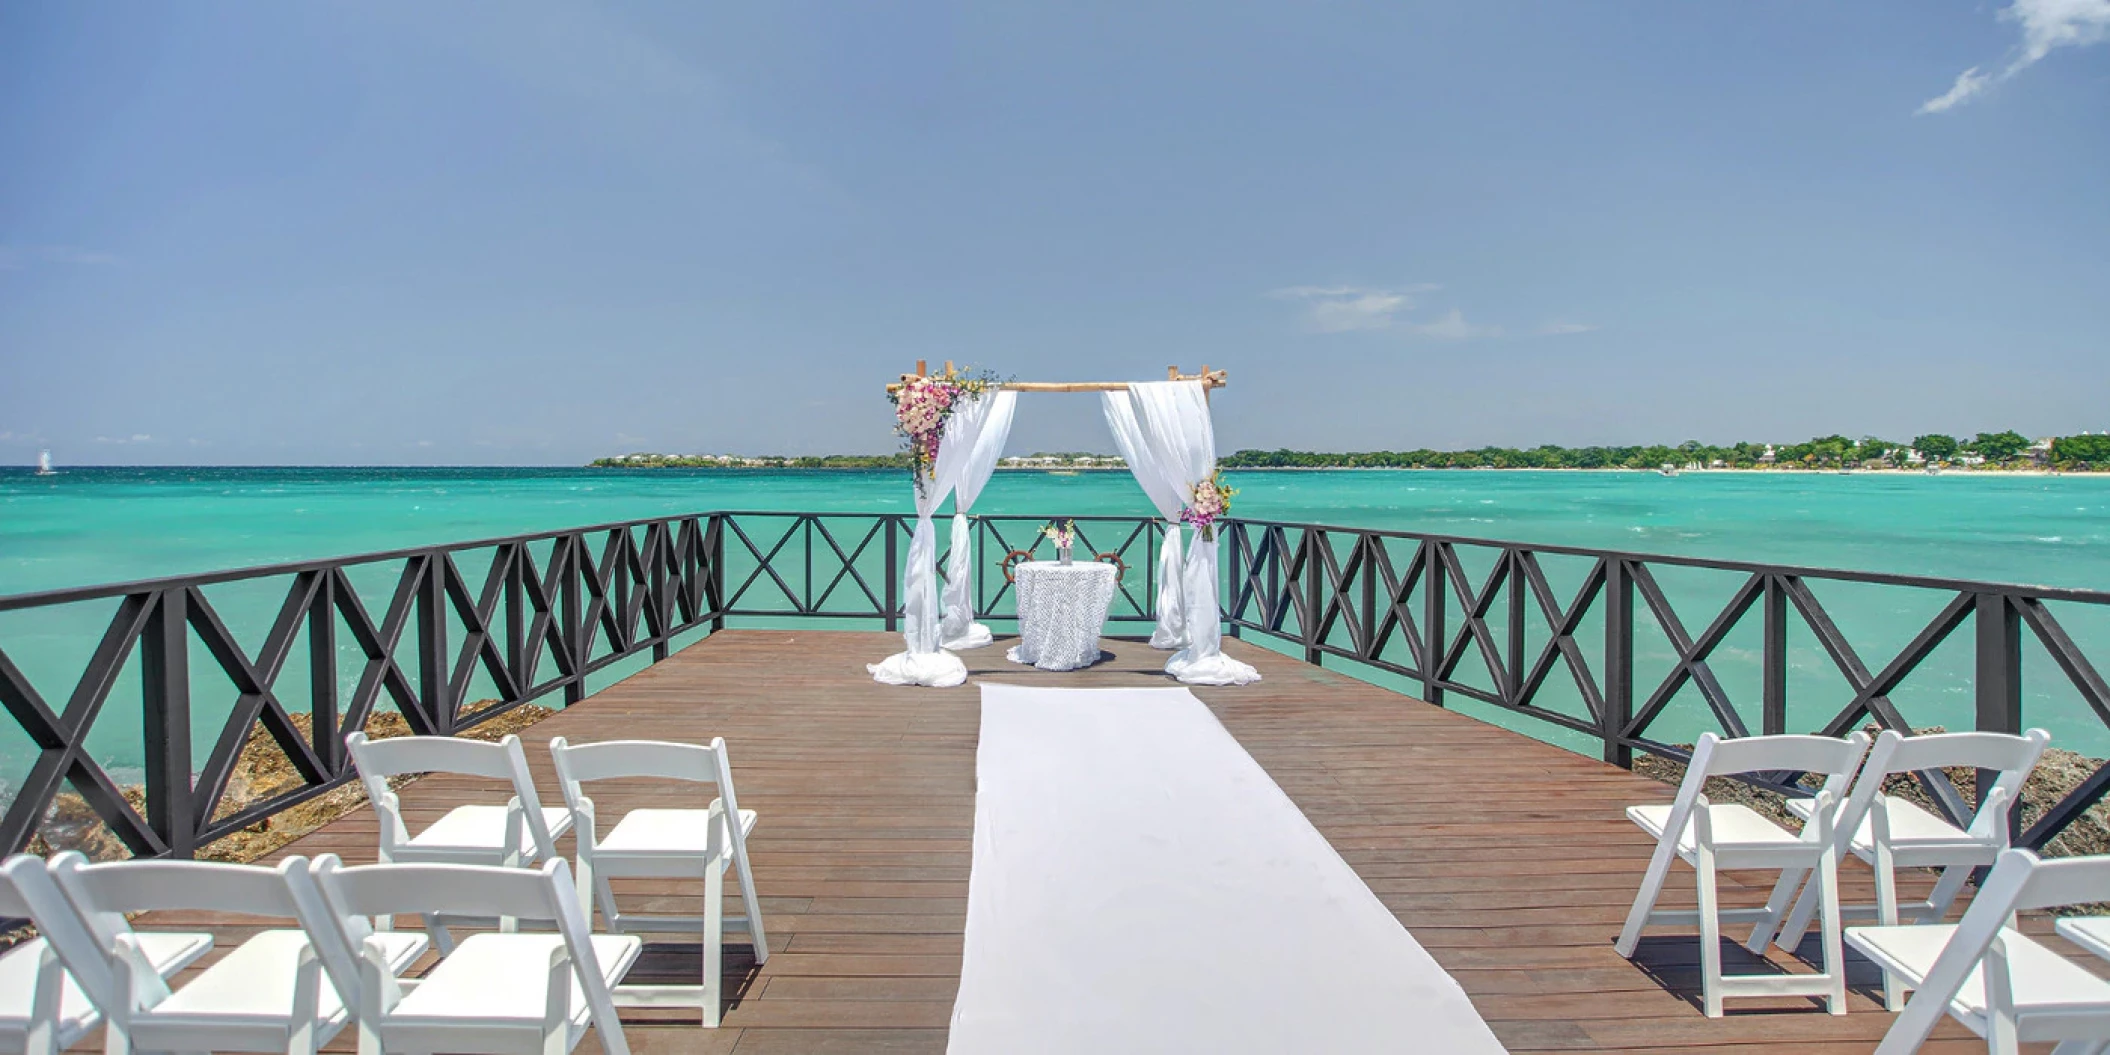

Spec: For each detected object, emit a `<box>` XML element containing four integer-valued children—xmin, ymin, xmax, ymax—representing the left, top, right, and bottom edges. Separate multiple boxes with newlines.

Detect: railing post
<box><xmin>1223</xmin><ymin>520</ymin><xmax>1241</xmax><ymax>638</ymax></box>
<box><xmin>971</xmin><ymin>516</ymin><xmax>988</xmax><ymax>621</ymax></box>
<box><xmin>1975</xmin><ymin>591</ymin><xmax>2022</xmax><ymax>815</ymax></box>
<box><xmin>1422</xmin><ymin>541</ymin><xmax>1445</xmax><ymax>707</ymax></box>
<box><xmin>649</xmin><ymin>526</ymin><xmax>670</xmax><ymax>662</ymax></box>
<box><xmin>1603</xmin><ymin>558</ymin><xmax>1634</xmax><ymax>767</ymax></box>
<box><xmin>1360</xmin><ymin>533</ymin><xmax>1378</xmax><ymax>659</ymax></box>
<box><xmin>1303</xmin><ymin>530</ymin><xmax>1324</xmax><ymax>666</ymax></box>
<box><xmin>416</xmin><ymin>553</ymin><xmax>453</xmax><ymax>731</ymax></box>
<box><xmin>803</xmin><ymin>515</ymin><xmax>816</xmax><ymax>615</ymax></box>
<box><xmin>1762</xmin><ymin>575</ymin><xmax>1787</xmax><ymax>736</ymax></box>
<box><xmin>504</xmin><ymin>544</ymin><xmax>527</xmax><ymax>692</ymax></box>
<box><xmin>141</xmin><ymin>587</ymin><xmax>195</xmax><ymax>858</ymax></box>
<box><xmin>310</xmin><ymin>573</ymin><xmax>342</xmax><ymax>774</ymax></box>
<box><xmin>1505</xmin><ymin>550</ymin><xmax>1525</xmax><ymax>703</ymax></box>
<box><xmin>884</xmin><ymin>515</ymin><xmax>900</xmax><ymax>632</ymax></box>
<box><xmin>610</xmin><ymin>530</ymin><xmax>633</xmax><ymax>651</ymax></box>
<box><xmin>707</xmin><ymin>515</ymin><xmax>727</xmax><ymax>633</ymax></box>
<box><xmin>561</xmin><ymin>537</ymin><xmax>586</xmax><ymax>706</ymax></box>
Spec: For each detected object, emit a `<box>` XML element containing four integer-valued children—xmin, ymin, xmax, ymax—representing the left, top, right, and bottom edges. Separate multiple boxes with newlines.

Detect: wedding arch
<box><xmin>867</xmin><ymin>362</ymin><xmax>1261</xmax><ymax>689</ymax></box>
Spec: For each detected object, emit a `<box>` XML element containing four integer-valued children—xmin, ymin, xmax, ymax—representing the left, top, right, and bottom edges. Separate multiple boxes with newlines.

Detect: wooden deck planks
<box><xmin>122</xmin><ymin>628</ymin><xmax>2094</xmax><ymax>1054</ymax></box>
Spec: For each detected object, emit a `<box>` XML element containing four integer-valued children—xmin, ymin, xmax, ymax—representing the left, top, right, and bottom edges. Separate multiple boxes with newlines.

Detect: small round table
<box><xmin>1006</xmin><ymin>560</ymin><xmax>1118</xmax><ymax>671</ymax></box>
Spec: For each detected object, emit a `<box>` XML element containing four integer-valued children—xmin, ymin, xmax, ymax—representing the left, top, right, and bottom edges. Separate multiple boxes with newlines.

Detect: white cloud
<box><xmin>1919</xmin><ymin>66</ymin><xmax>1995</xmax><ymax>114</ymax></box>
<box><xmin>1270</xmin><ymin>284</ymin><xmax>1593</xmax><ymax>341</ymax></box>
<box><xmin>1408</xmin><ymin>309</ymin><xmax>1504</xmax><ymax>341</ymax></box>
<box><xmin>2014</xmin><ymin>0</ymin><xmax>2110</xmax><ymax>61</ymax></box>
<box><xmin>1268</xmin><ymin>285</ymin><xmax>1432</xmax><ymax>333</ymax></box>
<box><xmin>0</xmin><ymin>244</ymin><xmax>119</xmax><ymax>271</ymax></box>
<box><xmin>1920</xmin><ymin>0</ymin><xmax>2110</xmax><ymax>114</ymax></box>
<box><xmin>92</xmin><ymin>433</ymin><xmax>159</xmax><ymax>445</ymax></box>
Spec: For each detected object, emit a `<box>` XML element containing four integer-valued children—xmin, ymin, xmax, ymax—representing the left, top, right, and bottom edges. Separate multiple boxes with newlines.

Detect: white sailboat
<box><xmin>34</xmin><ymin>450</ymin><xmax>56</xmax><ymax>476</ymax></box>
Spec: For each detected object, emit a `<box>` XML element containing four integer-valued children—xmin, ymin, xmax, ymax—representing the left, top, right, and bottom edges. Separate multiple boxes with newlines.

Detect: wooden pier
<box><xmin>141</xmin><ymin>629</ymin><xmax>2087</xmax><ymax>1053</ymax></box>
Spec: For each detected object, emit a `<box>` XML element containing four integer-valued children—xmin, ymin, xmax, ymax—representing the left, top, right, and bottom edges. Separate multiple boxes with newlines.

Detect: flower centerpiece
<box><xmin>888</xmin><ymin>367</ymin><xmax>998</xmax><ymax>495</ymax></box>
<box><xmin>1177</xmin><ymin>470</ymin><xmax>1236</xmax><ymax>542</ymax></box>
<box><xmin>1042</xmin><ymin>519</ymin><xmax>1077</xmax><ymax>564</ymax></box>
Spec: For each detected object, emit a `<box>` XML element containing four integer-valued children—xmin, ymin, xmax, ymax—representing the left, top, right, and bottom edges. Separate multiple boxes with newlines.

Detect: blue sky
<box><xmin>2</xmin><ymin>2</ymin><xmax>2105</xmax><ymax>465</ymax></box>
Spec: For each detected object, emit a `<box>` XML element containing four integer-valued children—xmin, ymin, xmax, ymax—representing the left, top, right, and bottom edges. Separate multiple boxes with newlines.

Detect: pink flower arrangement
<box><xmin>887</xmin><ymin>367</ymin><xmax>998</xmax><ymax>494</ymax></box>
<box><xmin>1177</xmin><ymin>470</ymin><xmax>1236</xmax><ymax>541</ymax></box>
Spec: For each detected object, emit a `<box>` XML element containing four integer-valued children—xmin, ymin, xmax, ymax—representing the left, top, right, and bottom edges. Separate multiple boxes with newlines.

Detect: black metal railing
<box><xmin>2</xmin><ymin>509</ymin><xmax>2107</xmax><ymax>861</ymax></box>
<box><xmin>709</xmin><ymin>513</ymin><xmax>1166</xmax><ymax>626</ymax></box>
<box><xmin>0</xmin><ymin>511</ymin><xmax>1167</xmax><ymax>861</ymax></box>
<box><xmin>0</xmin><ymin>513</ymin><xmax>730</xmax><ymax>859</ymax></box>
<box><xmin>1222</xmin><ymin>519</ymin><xmax>2110</xmax><ymax>851</ymax></box>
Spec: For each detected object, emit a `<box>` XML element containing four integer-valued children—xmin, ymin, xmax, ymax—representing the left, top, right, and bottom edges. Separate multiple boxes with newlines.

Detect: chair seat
<box><xmin>600</xmin><ymin>807</ymin><xmax>757</xmax><ymax>859</ymax></box>
<box><xmin>0</xmin><ymin>930</ymin><xmax>212</xmax><ymax>1039</ymax></box>
<box><xmin>389</xmin><ymin>933</ymin><xmax>643</xmax><ymax>1030</ymax></box>
<box><xmin>1787</xmin><ymin>795</ymin><xmax>1980</xmax><ymax>854</ymax></box>
<box><xmin>1847</xmin><ymin>923</ymin><xmax>2110</xmax><ymax>1023</ymax></box>
<box><xmin>407</xmin><ymin>804</ymin><xmax>574</xmax><ymax>857</ymax></box>
<box><xmin>151</xmin><ymin>929</ymin><xmax>426</xmax><ymax>1026</ymax></box>
<box><xmin>1628</xmin><ymin>803</ymin><xmax>1803</xmax><ymax>856</ymax></box>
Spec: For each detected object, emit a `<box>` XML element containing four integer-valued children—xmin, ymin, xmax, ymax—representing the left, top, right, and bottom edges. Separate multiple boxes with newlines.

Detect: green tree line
<box><xmin>1222</xmin><ymin>431</ymin><xmax>2110</xmax><ymax>471</ymax></box>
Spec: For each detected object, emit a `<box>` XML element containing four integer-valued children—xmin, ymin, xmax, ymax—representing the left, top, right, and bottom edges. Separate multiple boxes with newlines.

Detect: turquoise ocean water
<box><xmin>3</xmin><ymin>467</ymin><xmax>2108</xmax><ymax>795</ymax></box>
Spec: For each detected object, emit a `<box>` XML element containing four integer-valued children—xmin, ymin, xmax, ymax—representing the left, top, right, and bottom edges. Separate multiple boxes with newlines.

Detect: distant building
<box><xmin>1758</xmin><ymin>445</ymin><xmax>1777</xmax><ymax>464</ymax></box>
<box><xmin>2029</xmin><ymin>437</ymin><xmax>2055</xmax><ymax>462</ymax></box>
<box><xmin>1903</xmin><ymin>448</ymin><xmax>1925</xmax><ymax>465</ymax></box>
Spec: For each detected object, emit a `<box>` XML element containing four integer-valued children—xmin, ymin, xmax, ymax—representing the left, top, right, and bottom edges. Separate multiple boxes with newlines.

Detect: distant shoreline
<box><xmin>586</xmin><ymin>462</ymin><xmax>2092</xmax><ymax>477</ymax></box>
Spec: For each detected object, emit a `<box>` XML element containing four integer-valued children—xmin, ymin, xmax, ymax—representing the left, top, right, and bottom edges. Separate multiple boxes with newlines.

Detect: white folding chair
<box><xmin>315</xmin><ymin>858</ymin><xmax>638</xmax><ymax>1055</ymax></box>
<box><xmin>0</xmin><ymin>853</ymin><xmax>212</xmax><ymax>1055</ymax></box>
<box><xmin>345</xmin><ymin>731</ymin><xmax>573</xmax><ymax>950</ymax></box>
<box><xmin>1850</xmin><ymin>849</ymin><xmax>2110</xmax><ymax>1055</ymax></box>
<box><xmin>49</xmin><ymin>854</ymin><xmax>426</xmax><ymax>1055</ymax></box>
<box><xmin>1763</xmin><ymin>727</ymin><xmax>2052</xmax><ymax>1009</ymax></box>
<box><xmin>548</xmin><ymin>736</ymin><xmax>768</xmax><ymax>1028</ymax></box>
<box><xmin>1615</xmin><ymin>731</ymin><xmax>1870</xmax><ymax>1017</ymax></box>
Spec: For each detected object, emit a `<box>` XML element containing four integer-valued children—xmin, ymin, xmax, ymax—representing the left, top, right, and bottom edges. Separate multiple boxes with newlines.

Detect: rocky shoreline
<box><xmin>30</xmin><ymin>702</ymin><xmax>559</xmax><ymax>864</ymax></box>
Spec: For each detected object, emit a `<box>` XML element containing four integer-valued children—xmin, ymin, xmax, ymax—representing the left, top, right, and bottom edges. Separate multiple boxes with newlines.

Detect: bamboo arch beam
<box><xmin>886</xmin><ymin>361</ymin><xmax>1227</xmax><ymax>393</ymax></box>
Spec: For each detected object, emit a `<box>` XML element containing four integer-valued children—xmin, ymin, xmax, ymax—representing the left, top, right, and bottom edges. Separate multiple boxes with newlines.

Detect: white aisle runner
<box><xmin>950</xmin><ymin>684</ymin><xmax>1506</xmax><ymax>1054</ymax></box>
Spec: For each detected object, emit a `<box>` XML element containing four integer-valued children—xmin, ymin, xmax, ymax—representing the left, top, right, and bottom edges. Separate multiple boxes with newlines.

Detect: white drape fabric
<box><xmin>1124</xmin><ymin>382</ymin><xmax>1259</xmax><ymax>685</ymax></box>
<box><xmin>1100</xmin><ymin>390</ymin><xmax>1188</xmax><ymax>649</ymax></box>
<box><xmin>869</xmin><ymin>393</ymin><xmax>995</xmax><ymax>687</ymax></box>
<box><xmin>940</xmin><ymin>390</ymin><xmax>1018</xmax><ymax>650</ymax></box>
<box><xmin>950</xmin><ymin>685</ymin><xmax>1505</xmax><ymax>1054</ymax></box>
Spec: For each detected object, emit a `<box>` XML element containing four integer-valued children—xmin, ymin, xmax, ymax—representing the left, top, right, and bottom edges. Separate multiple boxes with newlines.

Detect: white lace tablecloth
<box><xmin>1005</xmin><ymin>561</ymin><xmax>1118</xmax><ymax>672</ymax></box>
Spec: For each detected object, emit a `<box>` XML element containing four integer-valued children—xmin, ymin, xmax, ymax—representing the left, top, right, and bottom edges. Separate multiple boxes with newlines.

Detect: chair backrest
<box><xmin>547</xmin><ymin>737</ymin><xmax>734</xmax><ymax>815</ymax></box>
<box><xmin>1693</xmin><ymin>732</ymin><xmax>1871</xmax><ymax>783</ymax></box>
<box><xmin>1842</xmin><ymin>728</ymin><xmax>2051</xmax><ymax>843</ymax></box>
<box><xmin>346</xmin><ymin>732</ymin><xmax>558</xmax><ymax>856</ymax></box>
<box><xmin>50</xmin><ymin>855</ymin><xmax>315</xmax><ymax>1014</ymax></box>
<box><xmin>1662</xmin><ymin>732</ymin><xmax>1869</xmax><ymax>848</ymax></box>
<box><xmin>1877</xmin><ymin>849</ymin><xmax>2110</xmax><ymax>1051</ymax></box>
<box><xmin>52</xmin><ymin>856</ymin><xmax>308</xmax><ymax>921</ymax></box>
<box><xmin>316</xmin><ymin>859</ymin><xmax>623</xmax><ymax>1047</ymax></box>
<box><xmin>319</xmin><ymin>859</ymin><xmax>573</xmax><ymax>928</ymax></box>
<box><xmin>0</xmin><ymin>853</ymin><xmax>122</xmax><ymax>1014</ymax></box>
